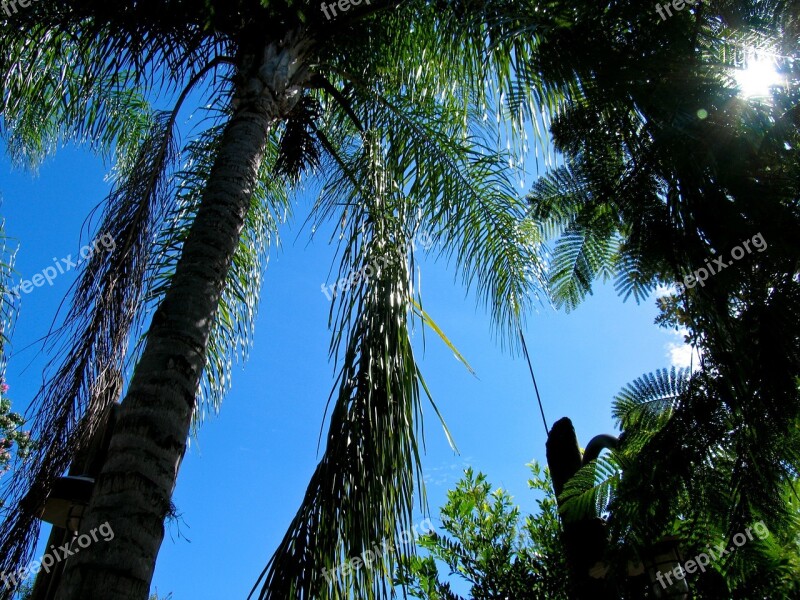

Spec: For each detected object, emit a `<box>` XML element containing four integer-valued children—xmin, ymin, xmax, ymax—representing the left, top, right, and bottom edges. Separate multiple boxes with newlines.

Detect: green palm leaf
<box><xmin>0</xmin><ymin>108</ymin><xmax>180</xmax><ymax>576</ymax></box>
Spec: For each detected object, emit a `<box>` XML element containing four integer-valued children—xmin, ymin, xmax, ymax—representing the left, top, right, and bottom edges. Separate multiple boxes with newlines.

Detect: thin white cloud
<box><xmin>654</xmin><ymin>288</ymin><xmax>701</xmax><ymax>370</ymax></box>
<box><xmin>655</xmin><ymin>283</ymin><xmax>677</xmax><ymax>297</ymax></box>
<box><xmin>423</xmin><ymin>457</ymin><xmax>474</xmax><ymax>487</ymax></box>
<box><xmin>665</xmin><ymin>328</ymin><xmax>701</xmax><ymax>370</ymax></box>
<box><xmin>667</xmin><ymin>340</ymin><xmax>693</xmax><ymax>368</ymax></box>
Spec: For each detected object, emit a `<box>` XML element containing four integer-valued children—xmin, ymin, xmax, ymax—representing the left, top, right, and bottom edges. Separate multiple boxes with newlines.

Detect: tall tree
<box><xmin>0</xmin><ymin>1</ymin><xmax>555</xmax><ymax>599</ymax></box>
<box><xmin>517</xmin><ymin>0</ymin><xmax>800</xmax><ymax>593</ymax></box>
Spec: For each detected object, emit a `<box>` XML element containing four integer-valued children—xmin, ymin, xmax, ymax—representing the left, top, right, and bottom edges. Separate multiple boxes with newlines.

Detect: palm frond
<box><xmin>320</xmin><ymin>86</ymin><xmax>547</xmax><ymax>345</ymax></box>
<box><xmin>0</xmin><ymin>29</ymin><xmax>154</xmax><ymax>169</ymax></box>
<box><xmin>254</xmin><ymin>136</ymin><xmax>424</xmax><ymax>599</ymax></box>
<box><xmin>0</xmin><ymin>108</ymin><xmax>178</xmax><ymax>581</ymax></box>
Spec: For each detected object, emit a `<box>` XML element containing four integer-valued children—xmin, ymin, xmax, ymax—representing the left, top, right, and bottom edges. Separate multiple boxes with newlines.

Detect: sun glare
<box><xmin>734</xmin><ymin>55</ymin><xmax>784</xmax><ymax>99</ymax></box>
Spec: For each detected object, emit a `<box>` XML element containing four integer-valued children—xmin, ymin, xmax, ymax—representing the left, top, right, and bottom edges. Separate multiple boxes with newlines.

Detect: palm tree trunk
<box><xmin>55</xmin><ymin>32</ymin><xmax>310</xmax><ymax>600</ymax></box>
<box><xmin>30</xmin><ymin>401</ymin><xmax>120</xmax><ymax>600</ymax></box>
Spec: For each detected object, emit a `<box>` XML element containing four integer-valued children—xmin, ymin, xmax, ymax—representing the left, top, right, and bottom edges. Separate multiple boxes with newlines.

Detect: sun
<box><xmin>734</xmin><ymin>55</ymin><xmax>784</xmax><ymax>99</ymax></box>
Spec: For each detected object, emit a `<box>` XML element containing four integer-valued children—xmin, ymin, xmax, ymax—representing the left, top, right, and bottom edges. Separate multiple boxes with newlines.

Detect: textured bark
<box><xmin>55</xmin><ymin>32</ymin><xmax>311</xmax><ymax>600</ymax></box>
<box><xmin>29</xmin><ymin>403</ymin><xmax>119</xmax><ymax>600</ymax></box>
<box><xmin>546</xmin><ymin>417</ymin><xmax>617</xmax><ymax>600</ymax></box>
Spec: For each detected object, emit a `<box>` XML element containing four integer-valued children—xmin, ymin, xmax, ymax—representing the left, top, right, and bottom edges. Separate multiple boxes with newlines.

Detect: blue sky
<box><xmin>0</xmin><ymin>140</ymin><xmax>690</xmax><ymax>597</ymax></box>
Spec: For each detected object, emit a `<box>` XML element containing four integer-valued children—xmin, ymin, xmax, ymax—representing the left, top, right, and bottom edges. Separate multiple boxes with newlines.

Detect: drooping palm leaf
<box><xmin>0</xmin><ymin>108</ymin><xmax>181</xmax><ymax>578</ymax></box>
<box><xmin>254</xmin><ymin>134</ymin><xmax>427</xmax><ymax>599</ymax></box>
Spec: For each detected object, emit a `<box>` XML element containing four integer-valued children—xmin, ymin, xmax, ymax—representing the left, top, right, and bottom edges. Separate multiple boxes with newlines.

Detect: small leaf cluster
<box><xmin>396</xmin><ymin>463</ymin><xmax>569</xmax><ymax>599</ymax></box>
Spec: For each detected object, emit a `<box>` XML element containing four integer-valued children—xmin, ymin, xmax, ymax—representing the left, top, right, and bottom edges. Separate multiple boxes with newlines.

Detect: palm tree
<box><xmin>0</xmin><ymin>1</ymin><xmax>556</xmax><ymax>599</ymax></box>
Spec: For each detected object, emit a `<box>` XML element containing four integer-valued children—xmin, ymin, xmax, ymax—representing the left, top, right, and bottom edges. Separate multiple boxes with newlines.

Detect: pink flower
<box><xmin>0</xmin><ymin>383</ymin><xmax>8</xmax><ymax>393</ymax></box>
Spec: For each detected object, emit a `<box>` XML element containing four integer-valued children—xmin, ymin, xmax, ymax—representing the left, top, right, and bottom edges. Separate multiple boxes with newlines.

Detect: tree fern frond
<box><xmin>526</xmin><ymin>157</ymin><xmax>624</xmax><ymax>311</ymax></box>
<box><xmin>526</xmin><ymin>165</ymin><xmax>590</xmax><ymax>240</ymax></box>
<box><xmin>613</xmin><ymin>367</ymin><xmax>692</xmax><ymax>433</ymax></box>
<box><xmin>559</xmin><ymin>455</ymin><xmax>621</xmax><ymax>523</ymax></box>
<box><xmin>549</xmin><ymin>229</ymin><xmax>621</xmax><ymax>312</ymax></box>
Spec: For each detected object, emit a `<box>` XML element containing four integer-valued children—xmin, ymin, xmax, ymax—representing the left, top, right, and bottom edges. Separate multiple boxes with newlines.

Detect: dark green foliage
<box><xmin>553</xmin><ymin>367</ymin><xmax>800</xmax><ymax>598</ymax></box>
<box><xmin>515</xmin><ymin>0</ymin><xmax>800</xmax><ymax>596</ymax></box>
